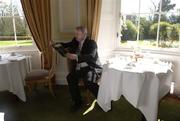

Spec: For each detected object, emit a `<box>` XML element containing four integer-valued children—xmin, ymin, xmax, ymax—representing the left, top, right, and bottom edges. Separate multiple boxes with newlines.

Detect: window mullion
<box><xmin>11</xmin><ymin>0</ymin><xmax>18</xmax><ymax>46</ymax></box>
<box><xmin>136</xmin><ymin>0</ymin><xmax>141</xmax><ymax>42</ymax></box>
<box><xmin>156</xmin><ymin>0</ymin><xmax>162</xmax><ymax>47</ymax></box>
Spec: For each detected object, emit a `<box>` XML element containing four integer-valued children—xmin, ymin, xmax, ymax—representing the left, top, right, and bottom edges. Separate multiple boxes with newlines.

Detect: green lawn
<box><xmin>0</xmin><ymin>40</ymin><xmax>33</xmax><ymax>47</ymax></box>
<box><xmin>0</xmin><ymin>40</ymin><xmax>179</xmax><ymax>48</ymax></box>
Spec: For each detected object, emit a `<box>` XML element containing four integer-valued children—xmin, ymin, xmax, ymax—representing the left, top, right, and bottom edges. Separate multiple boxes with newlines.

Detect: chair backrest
<box><xmin>40</xmin><ymin>48</ymin><xmax>57</xmax><ymax>80</ymax></box>
<box><xmin>48</xmin><ymin>49</ymin><xmax>57</xmax><ymax>79</ymax></box>
<box><xmin>41</xmin><ymin>51</ymin><xmax>45</xmax><ymax>69</ymax></box>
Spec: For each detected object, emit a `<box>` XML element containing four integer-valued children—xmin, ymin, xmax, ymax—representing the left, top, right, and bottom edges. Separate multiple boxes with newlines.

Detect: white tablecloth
<box><xmin>97</xmin><ymin>57</ymin><xmax>173</xmax><ymax>121</ymax></box>
<box><xmin>0</xmin><ymin>54</ymin><xmax>31</xmax><ymax>101</ymax></box>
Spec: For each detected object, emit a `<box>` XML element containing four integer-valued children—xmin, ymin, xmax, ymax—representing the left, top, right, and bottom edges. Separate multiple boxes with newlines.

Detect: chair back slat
<box><xmin>48</xmin><ymin>49</ymin><xmax>57</xmax><ymax>79</ymax></box>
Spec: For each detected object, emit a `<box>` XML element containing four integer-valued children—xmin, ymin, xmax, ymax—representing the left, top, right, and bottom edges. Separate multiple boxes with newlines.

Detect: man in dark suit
<box><xmin>53</xmin><ymin>26</ymin><xmax>102</xmax><ymax>112</ymax></box>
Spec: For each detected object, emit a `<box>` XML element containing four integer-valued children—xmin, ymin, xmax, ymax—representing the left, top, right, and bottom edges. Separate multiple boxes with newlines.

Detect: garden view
<box><xmin>121</xmin><ymin>0</ymin><xmax>180</xmax><ymax>48</ymax></box>
<box><xmin>0</xmin><ymin>0</ymin><xmax>32</xmax><ymax>47</ymax></box>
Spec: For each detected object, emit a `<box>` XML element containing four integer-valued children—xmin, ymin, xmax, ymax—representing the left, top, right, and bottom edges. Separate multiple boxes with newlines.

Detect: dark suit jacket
<box><xmin>60</xmin><ymin>37</ymin><xmax>102</xmax><ymax>71</ymax></box>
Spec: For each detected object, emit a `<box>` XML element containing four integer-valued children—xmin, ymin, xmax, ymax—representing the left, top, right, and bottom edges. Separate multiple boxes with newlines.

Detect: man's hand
<box><xmin>50</xmin><ymin>41</ymin><xmax>61</xmax><ymax>48</ymax></box>
<box><xmin>66</xmin><ymin>53</ymin><xmax>78</xmax><ymax>60</ymax></box>
<box><xmin>49</xmin><ymin>41</ymin><xmax>56</xmax><ymax>47</ymax></box>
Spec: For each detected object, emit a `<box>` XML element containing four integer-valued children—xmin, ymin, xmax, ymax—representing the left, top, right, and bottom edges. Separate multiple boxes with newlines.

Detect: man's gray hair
<box><xmin>75</xmin><ymin>26</ymin><xmax>88</xmax><ymax>34</ymax></box>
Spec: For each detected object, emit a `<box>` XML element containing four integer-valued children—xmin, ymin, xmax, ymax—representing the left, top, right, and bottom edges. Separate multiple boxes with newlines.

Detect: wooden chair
<box><xmin>79</xmin><ymin>79</ymin><xmax>93</xmax><ymax>105</ymax></box>
<box><xmin>67</xmin><ymin>59</ymin><xmax>97</xmax><ymax>105</ymax></box>
<box><xmin>25</xmin><ymin>50</ymin><xmax>56</xmax><ymax>97</ymax></box>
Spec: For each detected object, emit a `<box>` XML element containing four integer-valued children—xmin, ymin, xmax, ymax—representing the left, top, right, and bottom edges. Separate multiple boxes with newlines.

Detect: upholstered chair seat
<box><xmin>25</xmin><ymin>69</ymin><xmax>49</xmax><ymax>81</ymax></box>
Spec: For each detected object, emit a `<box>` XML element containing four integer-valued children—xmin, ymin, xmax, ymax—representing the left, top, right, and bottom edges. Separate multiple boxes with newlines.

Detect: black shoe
<box><xmin>70</xmin><ymin>102</ymin><xmax>83</xmax><ymax>112</ymax></box>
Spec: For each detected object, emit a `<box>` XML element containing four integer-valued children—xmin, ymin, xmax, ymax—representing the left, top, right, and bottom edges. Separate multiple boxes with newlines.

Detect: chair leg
<box><xmin>27</xmin><ymin>83</ymin><xmax>33</xmax><ymax>96</ymax></box>
<box><xmin>48</xmin><ymin>80</ymin><xmax>55</xmax><ymax>97</ymax></box>
<box><xmin>86</xmin><ymin>89</ymin><xmax>91</xmax><ymax>106</ymax></box>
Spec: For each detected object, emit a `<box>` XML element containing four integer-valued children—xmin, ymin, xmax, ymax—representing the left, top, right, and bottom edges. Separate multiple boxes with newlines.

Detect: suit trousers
<box><xmin>66</xmin><ymin>67</ymin><xmax>99</xmax><ymax>105</ymax></box>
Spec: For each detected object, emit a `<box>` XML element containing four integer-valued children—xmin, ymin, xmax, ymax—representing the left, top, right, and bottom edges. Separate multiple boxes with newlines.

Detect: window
<box><xmin>0</xmin><ymin>0</ymin><xmax>33</xmax><ymax>48</ymax></box>
<box><xmin>120</xmin><ymin>0</ymin><xmax>180</xmax><ymax>49</ymax></box>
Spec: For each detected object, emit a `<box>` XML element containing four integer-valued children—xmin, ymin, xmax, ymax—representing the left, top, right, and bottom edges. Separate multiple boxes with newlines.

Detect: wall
<box><xmin>51</xmin><ymin>0</ymin><xmax>89</xmax><ymax>84</ymax></box>
<box><xmin>51</xmin><ymin>0</ymin><xmax>88</xmax><ymax>41</ymax></box>
<box><xmin>97</xmin><ymin>0</ymin><xmax>120</xmax><ymax>59</ymax></box>
<box><xmin>55</xmin><ymin>53</ymin><xmax>69</xmax><ymax>85</ymax></box>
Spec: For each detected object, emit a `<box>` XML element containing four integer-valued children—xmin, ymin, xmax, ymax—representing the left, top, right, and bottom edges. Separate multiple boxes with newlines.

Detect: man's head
<box><xmin>75</xmin><ymin>26</ymin><xmax>88</xmax><ymax>42</ymax></box>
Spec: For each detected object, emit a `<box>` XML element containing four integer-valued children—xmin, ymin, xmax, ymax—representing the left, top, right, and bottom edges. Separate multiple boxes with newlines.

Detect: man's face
<box><xmin>74</xmin><ymin>30</ymin><xmax>85</xmax><ymax>42</ymax></box>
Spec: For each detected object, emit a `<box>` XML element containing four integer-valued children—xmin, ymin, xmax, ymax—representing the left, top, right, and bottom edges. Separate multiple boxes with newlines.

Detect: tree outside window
<box><xmin>120</xmin><ymin>0</ymin><xmax>180</xmax><ymax>49</ymax></box>
<box><xmin>0</xmin><ymin>0</ymin><xmax>33</xmax><ymax>47</ymax></box>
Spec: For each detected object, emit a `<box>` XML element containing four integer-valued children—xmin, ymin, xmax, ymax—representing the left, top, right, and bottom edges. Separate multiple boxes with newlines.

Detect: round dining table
<box><xmin>97</xmin><ymin>56</ymin><xmax>173</xmax><ymax>121</ymax></box>
<box><xmin>0</xmin><ymin>54</ymin><xmax>31</xmax><ymax>101</ymax></box>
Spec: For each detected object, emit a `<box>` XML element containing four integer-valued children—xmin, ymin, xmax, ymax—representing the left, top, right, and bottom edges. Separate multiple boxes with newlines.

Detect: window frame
<box><xmin>119</xmin><ymin>0</ymin><xmax>180</xmax><ymax>53</ymax></box>
<box><xmin>0</xmin><ymin>0</ymin><xmax>35</xmax><ymax>50</ymax></box>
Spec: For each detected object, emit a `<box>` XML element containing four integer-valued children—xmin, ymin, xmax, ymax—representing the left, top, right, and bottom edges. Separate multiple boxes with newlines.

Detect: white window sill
<box><xmin>115</xmin><ymin>46</ymin><xmax>180</xmax><ymax>56</ymax></box>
